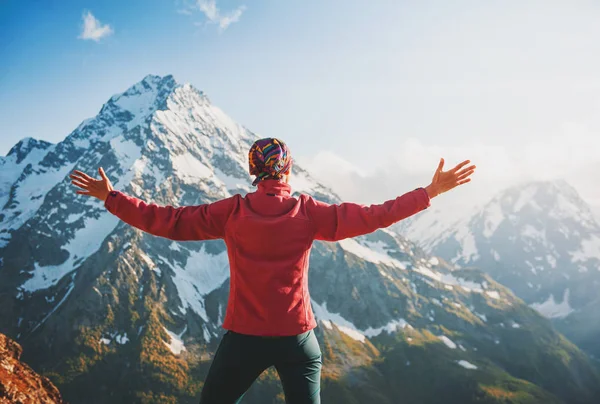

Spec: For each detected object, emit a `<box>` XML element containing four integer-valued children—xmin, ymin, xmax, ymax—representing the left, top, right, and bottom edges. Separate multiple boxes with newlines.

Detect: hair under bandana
<box><xmin>248</xmin><ymin>138</ymin><xmax>293</xmax><ymax>186</ymax></box>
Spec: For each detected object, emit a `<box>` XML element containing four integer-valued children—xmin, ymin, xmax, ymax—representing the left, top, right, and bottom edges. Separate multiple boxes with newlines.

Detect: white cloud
<box><xmin>193</xmin><ymin>0</ymin><xmax>246</xmax><ymax>31</ymax></box>
<box><xmin>198</xmin><ymin>0</ymin><xmax>218</xmax><ymax>20</ymax></box>
<box><xmin>298</xmin><ymin>128</ymin><xmax>600</xmax><ymax>218</ymax></box>
<box><xmin>215</xmin><ymin>5</ymin><xmax>246</xmax><ymax>30</ymax></box>
<box><xmin>78</xmin><ymin>11</ymin><xmax>113</xmax><ymax>42</ymax></box>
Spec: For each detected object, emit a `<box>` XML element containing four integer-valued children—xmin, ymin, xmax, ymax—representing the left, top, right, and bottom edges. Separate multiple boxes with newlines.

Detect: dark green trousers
<box><xmin>199</xmin><ymin>329</ymin><xmax>322</xmax><ymax>404</ymax></box>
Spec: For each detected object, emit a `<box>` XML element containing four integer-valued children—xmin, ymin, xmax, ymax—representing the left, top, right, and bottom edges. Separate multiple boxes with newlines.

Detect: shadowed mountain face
<box><xmin>0</xmin><ymin>75</ymin><xmax>599</xmax><ymax>404</ymax></box>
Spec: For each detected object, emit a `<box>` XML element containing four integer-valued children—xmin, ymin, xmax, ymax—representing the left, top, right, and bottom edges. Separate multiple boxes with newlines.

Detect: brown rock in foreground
<box><xmin>0</xmin><ymin>333</ymin><xmax>64</xmax><ymax>404</ymax></box>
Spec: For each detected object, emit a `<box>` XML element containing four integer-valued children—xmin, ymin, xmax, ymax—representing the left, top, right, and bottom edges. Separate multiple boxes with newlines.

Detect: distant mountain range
<box><xmin>394</xmin><ymin>179</ymin><xmax>600</xmax><ymax>358</ymax></box>
<box><xmin>0</xmin><ymin>75</ymin><xmax>599</xmax><ymax>403</ymax></box>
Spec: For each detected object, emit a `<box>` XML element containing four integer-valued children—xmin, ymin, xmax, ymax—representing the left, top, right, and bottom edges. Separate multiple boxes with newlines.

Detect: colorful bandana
<box><xmin>248</xmin><ymin>138</ymin><xmax>293</xmax><ymax>186</ymax></box>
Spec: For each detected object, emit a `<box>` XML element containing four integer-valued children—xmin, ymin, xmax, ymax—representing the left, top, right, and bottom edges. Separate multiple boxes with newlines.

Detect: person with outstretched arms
<box><xmin>70</xmin><ymin>138</ymin><xmax>476</xmax><ymax>404</ymax></box>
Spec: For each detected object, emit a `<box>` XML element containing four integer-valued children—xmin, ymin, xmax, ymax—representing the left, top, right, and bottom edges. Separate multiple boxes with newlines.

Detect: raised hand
<box><xmin>69</xmin><ymin>167</ymin><xmax>114</xmax><ymax>201</ymax></box>
<box><xmin>425</xmin><ymin>158</ymin><xmax>476</xmax><ymax>198</ymax></box>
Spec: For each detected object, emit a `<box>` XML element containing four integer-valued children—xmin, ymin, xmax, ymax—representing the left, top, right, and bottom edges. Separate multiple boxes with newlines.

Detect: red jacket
<box><xmin>104</xmin><ymin>180</ymin><xmax>431</xmax><ymax>336</ymax></box>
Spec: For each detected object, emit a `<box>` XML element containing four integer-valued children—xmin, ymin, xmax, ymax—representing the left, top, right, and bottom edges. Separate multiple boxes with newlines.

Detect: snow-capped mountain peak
<box><xmin>0</xmin><ymin>137</ymin><xmax>56</xmax><ymax>223</ymax></box>
<box><xmin>494</xmin><ymin>180</ymin><xmax>597</xmax><ymax>230</ymax></box>
<box><xmin>101</xmin><ymin>74</ymin><xmax>178</xmax><ymax>118</ymax></box>
<box><xmin>4</xmin><ymin>137</ymin><xmax>53</xmax><ymax>164</ymax></box>
<box><xmin>394</xmin><ymin>178</ymin><xmax>600</xmax><ymax>323</ymax></box>
<box><xmin>0</xmin><ymin>74</ymin><xmax>335</xmax><ymax>285</ymax></box>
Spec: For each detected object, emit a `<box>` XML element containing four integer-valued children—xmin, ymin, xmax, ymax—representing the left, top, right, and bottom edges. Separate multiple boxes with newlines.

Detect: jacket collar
<box><xmin>256</xmin><ymin>179</ymin><xmax>292</xmax><ymax>197</ymax></box>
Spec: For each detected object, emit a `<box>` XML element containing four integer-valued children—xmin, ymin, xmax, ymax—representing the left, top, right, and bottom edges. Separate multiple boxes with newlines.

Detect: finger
<box><xmin>76</xmin><ymin>190</ymin><xmax>91</xmax><ymax>195</ymax></box>
<box><xmin>73</xmin><ymin>170</ymin><xmax>95</xmax><ymax>182</ymax></box>
<box><xmin>455</xmin><ymin>165</ymin><xmax>477</xmax><ymax>176</ymax></box>
<box><xmin>71</xmin><ymin>180</ymin><xmax>90</xmax><ymax>190</ymax></box>
<box><xmin>99</xmin><ymin>167</ymin><xmax>109</xmax><ymax>182</ymax></box>
<box><xmin>456</xmin><ymin>169</ymin><xmax>476</xmax><ymax>181</ymax></box>
<box><xmin>451</xmin><ymin>160</ymin><xmax>471</xmax><ymax>173</ymax></box>
<box><xmin>437</xmin><ymin>158</ymin><xmax>445</xmax><ymax>172</ymax></box>
<box><xmin>457</xmin><ymin>178</ymin><xmax>471</xmax><ymax>185</ymax></box>
<box><xmin>70</xmin><ymin>178</ymin><xmax>90</xmax><ymax>188</ymax></box>
<box><xmin>69</xmin><ymin>174</ymin><xmax>90</xmax><ymax>184</ymax></box>
<box><xmin>432</xmin><ymin>158</ymin><xmax>444</xmax><ymax>183</ymax></box>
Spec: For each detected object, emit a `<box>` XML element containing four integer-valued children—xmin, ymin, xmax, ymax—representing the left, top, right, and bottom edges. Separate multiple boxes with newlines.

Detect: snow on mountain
<box><xmin>0</xmin><ymin>74</ymin><xmax>339</xmax><ymax>335</ymax></box>
<box><xmin>1</xmin><ymin>75</ymin><xmax>599</xmax><ymax>404</ymax></box>
<box><xmin>0</xmin><ymin>138</ymin><xmax>55</xmax><ymax>247</ymax></box>
<box><xmin>1</xmin><ymin>75</ymin><xmax>253</xmax><ymax>289</ymax></box>
<box><xmin>160</xmin><ymin>243</ymin><xmax>230</xmax><ymax>321</ymax></box>
<box><xmin>3</xmin><ymin>137</ymin><xmax>53</xmax><ymax>166</ymax></box>
<box><xmin>393</xmin><ymin>179</ymin><xmax>600</xmax><ymax>324</ymax></box>
<box><xmin>163</xmin><ymin>326</ymin><xmax>187</xmax><ymax>355</ymax></box>
<box><xmin>392</xmin><ymin>200</ymin><xmax>474</xmax><ymax>254</ymax></box>
<box><xmin>307</xmin><ymin>228</ymin><xmax>514</xmax><ymax>344</ymax></box>
<box><xmin>0</xmin><ymin>73</ymin><xmax>527</xmax><ymax>334</ymax></box>
<box><xmin>439</xmin><ymin>335</ymin><xmax>457</xmax><ymax>349</ymax></box>
<box><xmin>530</xmin><ymin>288</ymin><xmax>575</xmax><ymax>319</ymax></box>
<box><xmin>0</xmin><ymin>73</ymin><xmax>488</xmax><ymax>341</ymax></box>
<box><xmin>457</xmin><ymin>360</ymin><xmax>478</xmax><ymax>370</ymax></box>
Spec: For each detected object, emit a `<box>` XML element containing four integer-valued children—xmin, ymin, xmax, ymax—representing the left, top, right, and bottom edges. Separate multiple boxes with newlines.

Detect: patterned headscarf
<box><xmin>248</xmin><ymin>138</ymin><xmax>293</xmax><ymax>186</ymax></box>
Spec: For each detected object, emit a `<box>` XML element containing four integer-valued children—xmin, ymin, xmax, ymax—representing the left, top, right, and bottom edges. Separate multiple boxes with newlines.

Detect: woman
<box><xmin>70</xmin><ymin>138</ymin><xmax>475</xmax><ymax>404</ymax></box>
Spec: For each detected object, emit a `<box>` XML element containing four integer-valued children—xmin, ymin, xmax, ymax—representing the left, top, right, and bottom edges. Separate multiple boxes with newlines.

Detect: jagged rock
<box><xmin>0</xmin><ymin>333</ymin><xmax>64</xmax><ymax>404</ymax></box>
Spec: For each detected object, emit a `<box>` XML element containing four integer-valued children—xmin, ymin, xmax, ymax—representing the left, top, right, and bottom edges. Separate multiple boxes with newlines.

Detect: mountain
<box><xmin>0</xmin><ymin>332</ymin><xmax>64</xmax><ymax>404</ymax></box>
<box><xmin>1</xmin><ymin>75</ymin><xmax>599</xmax><ymax>403</ymax></box>
<box><xmin>0</xmin><ymin>137</ymin><xmax>54</xmax><ymax>247</ymax></box>
<box><xmin>394</xmin><ymin>180</ymin><xmax>600</xmax><ymax>356</ymax></box>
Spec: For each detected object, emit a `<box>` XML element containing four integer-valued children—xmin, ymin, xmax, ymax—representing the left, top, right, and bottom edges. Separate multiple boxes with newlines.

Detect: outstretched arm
<box><xmin>69</xmin><ymin>168</ymin><xmax>234</xmax><ymax>241</ymax></box>
<box><xmin>306</xmin><ymin>158</ymin><xmax>476</xmax><ymax>241</ymax></box>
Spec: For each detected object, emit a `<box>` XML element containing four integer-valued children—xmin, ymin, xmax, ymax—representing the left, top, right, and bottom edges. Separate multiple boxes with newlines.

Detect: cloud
<box><xmin>78</xmin><ymin>11</ymin><xmax>113</xmax><ymax>42</ymax></box>
<box><xmin>189</xmin><ymin>0</ymin><xmax>246</xmax><ymax>31</ymax></box>
<box><xmin>214</xmin><ymin>5</ymin><xmax>246</xmax><ymax>30</ymax></box>
<box><xmin>197</xmin><ymin>0</ymin><xmax>218</xmax><ymax>20</ymax></box>
<box><xmin>298</xmin><ymin>129</ymin><xmax>600</xmax><ymax>218</ymax></box>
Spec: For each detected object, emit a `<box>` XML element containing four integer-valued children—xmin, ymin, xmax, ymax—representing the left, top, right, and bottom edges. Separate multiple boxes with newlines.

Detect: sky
<box><xmin>1</xmin><ymin>0</ymin><xmax>599</xmax><ymax>214</ymax></box>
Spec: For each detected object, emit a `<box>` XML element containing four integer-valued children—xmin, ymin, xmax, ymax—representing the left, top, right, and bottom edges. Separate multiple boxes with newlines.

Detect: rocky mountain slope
<box><xmin>394</xmin><ymin>180</ymin><xmax>600</xmax><ymax>357</ymax></box>
<box><xmin>0</xmin><ymin>333</ymin><xmax>64</xmax><ymax>404</ymax></box>
<box><xmin>1</xmin><ymin>75</ymin><xmax>599</xmax><ymax>403</ymax></box>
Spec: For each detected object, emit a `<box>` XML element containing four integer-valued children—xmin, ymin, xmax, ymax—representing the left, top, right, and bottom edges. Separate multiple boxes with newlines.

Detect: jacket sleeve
<box><xmin>103</xmin><ymin>190</ymin><xmax>236</xmax><ymax>241</ymax></box>
<box><xmin>305</xmin><ymin>188</ymin><xmax>431</xmax><ymax>241</ymax></box>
